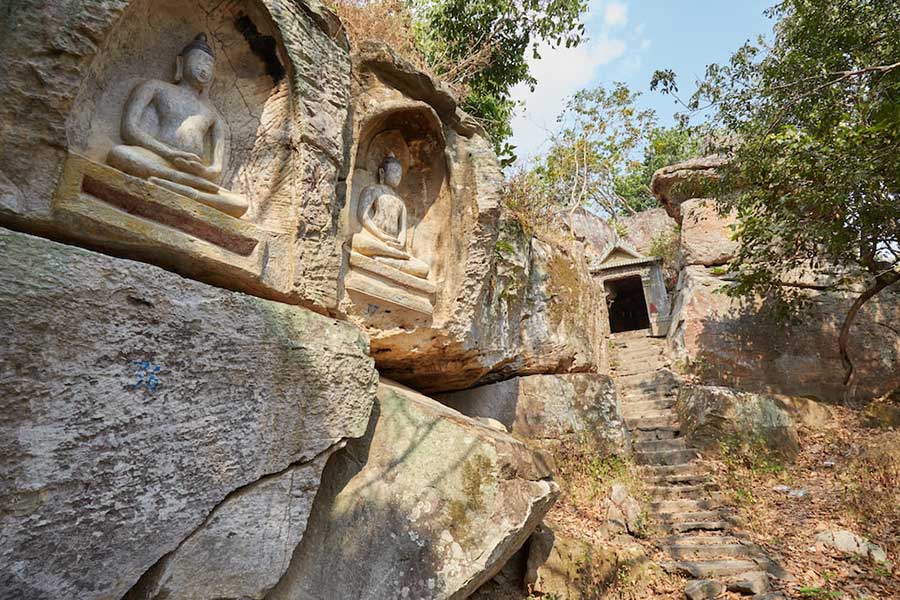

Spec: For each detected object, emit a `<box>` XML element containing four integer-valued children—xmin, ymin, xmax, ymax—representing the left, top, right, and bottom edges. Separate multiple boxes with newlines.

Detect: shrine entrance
<box><xmin>605</xmin><ymin>275</ymin><xmax>651</xmax><ymax>333</ymax></box>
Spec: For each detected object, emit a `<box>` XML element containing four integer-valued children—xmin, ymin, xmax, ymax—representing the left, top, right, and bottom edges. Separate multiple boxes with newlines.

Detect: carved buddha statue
<box><xmin>351</xmin><ymin>155</ymin><xmax>430</xmax><ymax>279</ymax></box>
<box><xmin>106</xmin><ymin>33</ymin><xmax>249</xmax><ymax>218</ymax></box>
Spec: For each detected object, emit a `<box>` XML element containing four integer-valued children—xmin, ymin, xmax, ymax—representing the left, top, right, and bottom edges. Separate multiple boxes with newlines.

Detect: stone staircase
<box><xmin>610</xmin><ymin>330</ymin><xmax>788</xmax><ymax>600</ymax></box>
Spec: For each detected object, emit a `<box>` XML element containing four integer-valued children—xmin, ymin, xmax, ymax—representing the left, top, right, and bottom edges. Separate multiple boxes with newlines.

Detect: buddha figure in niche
<box><xmin>351</xmin><ymin>154</ymin><xmax>430</xmax><ymax>279</ymax></box>
<box><xmin>106</xmin><ymin>33</ymin><xmax>249</xmax><ymax>218</ymax></box>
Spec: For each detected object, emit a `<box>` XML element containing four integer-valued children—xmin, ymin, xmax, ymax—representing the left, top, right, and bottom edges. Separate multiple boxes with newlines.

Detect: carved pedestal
<box><xmin>344</xmin><ymin>252</ymin><xmax>436</xmax><ymax>317</ymax></box>
<box><xmin>55</xmin><ymin>153</ymin><xmax>267</xmax><ymax>280</ymax></box>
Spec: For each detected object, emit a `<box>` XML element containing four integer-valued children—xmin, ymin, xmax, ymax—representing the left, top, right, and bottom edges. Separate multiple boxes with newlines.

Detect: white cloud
<box><xmin>604</xmin><ymin>2</ymin><xmax>628</xmax><ymax>28</ymax></box>
<box><xmin>507</xmin><ymin>1</ymin><xmax>644</xmax><ymax>160</ymax></box>
<box><xmin>509</xmin><ymin>36</ymin><xmax>627</xmax><ymax>159</ymax></box>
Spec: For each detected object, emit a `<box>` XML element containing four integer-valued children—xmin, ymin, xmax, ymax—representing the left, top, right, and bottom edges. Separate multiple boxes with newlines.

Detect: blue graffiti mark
<box><xmin>131</xmin><ymin>360</ymin><xmax>161</xmax><ymax>391</ymax></box>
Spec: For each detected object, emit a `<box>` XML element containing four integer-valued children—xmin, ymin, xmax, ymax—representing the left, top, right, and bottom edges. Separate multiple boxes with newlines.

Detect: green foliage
<box><xmin>797</xmin><ymin>587</ymin><xmax>842</xmax><ymax>599</ymax></box>
<box><xmin>537</xmin><ymin>82</ymin><xmax>657</xmax><ymax>217</ymax></box>
<box><xmin>414</xmin><ymin>0</ymin><xmax>588</xmax><ymax>163</ymax></box>
<box><xmin>647</xmin><ymin>225</ymin><xmax>681</xmax><ymax>290</ymax></box>
<box><xmin>507</xmin><ymin>83</ymin><xmax>702</xmax><ymax>226</ymax></box>
<box><xmin>614</xmin><ymin>127</ymin><xmax>705</xmax><ymax>212</ymax></box>
<box><xmin>653</xmin><ymin>0</ymin><xmax>900</xmax><ymax>390</ymax></box>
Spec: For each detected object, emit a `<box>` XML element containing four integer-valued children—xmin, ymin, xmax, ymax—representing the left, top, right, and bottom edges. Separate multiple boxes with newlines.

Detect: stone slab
<box><xmin>0</xmin><ymin>227</ymin><xmax>377</xmax><ymax>600</ymax></box>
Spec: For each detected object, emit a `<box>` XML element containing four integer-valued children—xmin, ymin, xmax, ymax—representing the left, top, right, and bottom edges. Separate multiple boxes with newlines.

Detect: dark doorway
<box><xmin>605</xmin><ymin>276</ymin><xmax>650</xmax><ymax>333</ymax></box>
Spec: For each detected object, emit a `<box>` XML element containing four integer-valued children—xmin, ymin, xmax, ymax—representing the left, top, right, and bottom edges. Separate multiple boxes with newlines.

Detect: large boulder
<box><xmin>678</xmin><ymin>199</ymin><xmax>738</xmax><ymax>267</ymax></box>
<box><xmin>667</xmin><ymin>265</ymin><xmax>900</xmax><ymax>401</ymax></box>
<box><xmin>814</xmin><ymin>530</ymin><xmax>888</xmax><ymax>563</ymax></box>
<box><xmin>650</xmin><ymin>156</ymin><xmax>727</xmax><ymax>224</ymax></box>
<box><xmin>270</xmin><ymin>380</ymin><xmax>559</xmax><ymax>600</ymax></box>
<box><xmin>437</xmin><ymin>373</ymin><xmax>627</xmax><ymax>451</ymax></box>
<box><xmin>674</xmin><ymin>385</ymin><xmax>835</xmax><ymax>459</ymax></box>
<box><xmin>0</xmin><ymin>228</ymin><xmax>377</xmax><ymax>600</ymax></box>
<box><xmin>619</xmin><ymin>207</ymin><xmax>678</xmax><ymax>257</ymax></box>
<box><xmin>524</xmin><ymin>525</ymin><xmax>648</xmax><ymax>599</ymax></box>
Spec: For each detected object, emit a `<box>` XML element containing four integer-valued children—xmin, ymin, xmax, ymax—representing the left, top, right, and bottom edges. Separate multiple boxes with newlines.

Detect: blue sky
<box><xmin>510</xmin><ymin>0</ymin><xmax>776</xmax><ymax>160</ymax></box>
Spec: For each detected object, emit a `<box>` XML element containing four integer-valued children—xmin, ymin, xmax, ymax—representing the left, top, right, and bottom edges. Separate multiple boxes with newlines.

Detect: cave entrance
<box><xmin>605</xmin><ymin>276</ymin><xmax>650</xmax><ymax>334</ymax></box>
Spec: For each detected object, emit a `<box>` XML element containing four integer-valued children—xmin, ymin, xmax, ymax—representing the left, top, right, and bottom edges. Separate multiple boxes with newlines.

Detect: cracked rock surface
<box><xmin>269</xmin><ymin>379</ymin><xmax>559</xmax><ymax>600</ymax></box>
<box><xmin>0</xmin><ymin>228</ymin><xmax>377</xmax><ymax>600</ymax></box>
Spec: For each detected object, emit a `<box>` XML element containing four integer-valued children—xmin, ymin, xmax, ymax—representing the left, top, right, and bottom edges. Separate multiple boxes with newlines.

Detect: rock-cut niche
<box><xmin>63</xmin><ymin>0</ymin><xmax>295</xmax><ymax>258</ymax></box>
<box><xmin>343</xmin><ymin>106</ymin><xmax>449</xmax><ymax>329</ymax></box>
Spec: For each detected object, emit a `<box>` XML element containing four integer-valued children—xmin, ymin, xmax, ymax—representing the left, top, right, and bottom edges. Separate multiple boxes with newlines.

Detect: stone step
<box><xmin>612</xmin><ymin>360</ymin><xmax>669</xmax><ymax>376</ymax></box>
<box><xmin>614</xmin><ymin>366</ymin><xmax>670</xmax><ymax>379</ymax></box>
<box><xmin>634</xmin><ymin>438</ymin><xmax>688</xmax><ymax>453</ymax></box>
<box><xmin>635</xmin><ymin>448</ymin><xmax>698</xmax><ymax>466</ymax></box>
<box><xmin>626</xmin><ymin>415</ymin><xmax>680</xmax><ymax>431</ymax></box>
<box><xmin>651</xmin><ymin>498</ymin><xmax>722</xmax><ymax>515</ymax></box>
<box><xmin>664</xmin><ymin>534</ymin><xmax>748</xmax><ymax>546</ymax></box>
<box><xmin>648</xmin><ymin>483</ymin><xmax>719</xmax><ymax>500</ymax></box>
<box><xmin>620</xmin><ymin>397</ymin><xmax>675</xmax><ymax>414</ymax></box>
<box><xmin>657</xmin><ymin>510</ymin><xmax>724</xmax><ymax>523</ymax></box>
<box><xmin>621</xmin><ymin>384</ymin><xmax>678</xmax><ymax>397</ymax></box>
<box><xmin>645</xmin><ymin>467</ymin><xmax>711</xmax><ymax>485</ymax></box>
<box><xmin>632</xmin><ymin>427</ymin><xmax>679</xmax><ymax>441</ymax></box>
<box><xmin>616</xmin><ymin>371</ymin><xmax>678</xmax><ymax>390</ymax></box>
<box><xmin>660</xmin><ymin>520</ymin><xmax>734</xmax><ymax>534</ymax></box>
<box><xmin>609</xmin><ymin>329</ymin><xmax>654</xmax><ymax>344</ymax></box>
<box><xmin>725</xmin><ymin>571</ymin><xmax>770</xmax><ymax>596</ymax></box>
<box><xmin>624</xmin><ymin>408</ymin><xmax>676</xmax><ymax>422</ymax></box>
<box><xmin>662</xmin><ymin>559</ymin><xmax>761</xmax><ymax>579</ymax></box>
<box><xmin>613</xmin><ymin>353</ymin><xmax>664</xmax><ymax>367</ymax></box>
<box><xmin>664</xmin><ymin>536</ymin><xmax>756</xmax><ymax>560</ymax></box>
<box><xmin>644</xmin><ymin>463</ymin><xmax>710</xmax><ymax>477</ymax></box>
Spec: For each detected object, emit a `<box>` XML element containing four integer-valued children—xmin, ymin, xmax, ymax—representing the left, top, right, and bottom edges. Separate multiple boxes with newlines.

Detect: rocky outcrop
<box><xmin>0</xmin><ymin>228</ymin><xmax>377</xmax><ymax>600</ymax></box>
<box><xmin>649</xmin><ymin>155</ymin><xmax>727</xmax><ymax>224</ymax></box>
<box><xmin>675</xmin><ymin>386</ymin><xmax>835</xmax><ymax>459</ymax></box>
<box><xmin>678</xmin><ymin>199</ymin><xmax>738</xmax><ymax>267</ymax></box>
<box><xmin>437</xmin><ymin>373</ymin><xmax>627</xmax><ymax>451</ymax></box>
<box><xmin>341</xmin><ymin>45</ymin><xmax>606</xmax><ymax>393</ymax></box>
<box><xmin>524</xmin><ymin>525</ymin><xmax>648</xmax><ymax>599</ymax></box>
<box><xmin>0</xmin><ymin>0</ymin><xmax>352</xmax><ymax>311</ymax></box>
<box><xmin>271</xmin><ymin>380</ymin><xmax>558</xmax><ymax>599</ymax></box>
<box><xmin>124</xmin><ymin>450</ymin><xmax>335</xmax><ymax>600</ymax></box>
<box><xmin>667</xmin><ymin>265</ymin><xmax>900</xmax><ymax>401</ymax></box>
<box><xmin>814</xmin><ymin>530</ymin><xmax>888</xmax><ymax>563</ymax></box>
<box><xmin>619</xmin><ymin>207</ymin><xmax>678</xmax><ymax>257</ymax></box>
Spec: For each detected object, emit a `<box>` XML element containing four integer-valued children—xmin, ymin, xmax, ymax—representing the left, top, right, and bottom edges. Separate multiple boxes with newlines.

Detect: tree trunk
<box><xmin>839</xmin><ymin>269</ymin><xmax>900</xmax><ymax>402</ymax></box>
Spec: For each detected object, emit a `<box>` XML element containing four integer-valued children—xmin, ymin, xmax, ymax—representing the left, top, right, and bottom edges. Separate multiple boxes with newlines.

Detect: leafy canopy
<box><xmin>505</xmin><ymin>82</ymin><xmax>703</xmax><ymax>226</ymax></box>
<box><xmin>652</xmin><ymin>0</ymin><xmax>900</xmax><ymax>388</ymax></box>
<box><xmin>414</xmin><ymin>0</ymin><xmax>588</xmax><ymax>164</ymax></box>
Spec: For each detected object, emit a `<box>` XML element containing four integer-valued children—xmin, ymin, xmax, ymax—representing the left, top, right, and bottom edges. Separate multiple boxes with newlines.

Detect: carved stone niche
<box><xmin>340</xmin><ymin>104</ymin><xmax>448</xmax><ymax>329</ymax></box>
<box><xmin>0</xmin><ymin>0</ymin><xmax>350</xmax><ymax>310</ymax></box>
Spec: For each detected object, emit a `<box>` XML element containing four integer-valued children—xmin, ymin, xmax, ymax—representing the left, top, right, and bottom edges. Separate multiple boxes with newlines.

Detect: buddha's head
<box><xmin>176</xmin><ymin>33</ymin><xmax>216</xmax><ymax>89</ymax></box>
<box><xmin>378</xmin><ymin>154</ymin><xmax>403</xmax><ymax>188</ymax></box>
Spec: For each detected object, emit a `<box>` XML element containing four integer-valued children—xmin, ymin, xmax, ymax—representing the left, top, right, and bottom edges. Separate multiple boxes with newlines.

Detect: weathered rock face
<box><xmin>649</xmin><ymin>155</ymin><xmax>727</xmax><ymax>224</ymax></box>
<box><xmin>667</xmin><ymin>265</ymin><xmax>900</xmax><ymax>401</ymax></box>
<box><xmin>569</xmin><ymin>206</ymin><xmax>618</xmax><ymax>259</ymax></box>
<box><xmin>0</xmin><ymin>228</ymin><xmax>377</xmax><ymax>600</ymax></box>
<box><xmin>437</xmin><ymin>373</ymin><xmax>627</xmax><ymax>451</ymax></box>
<box><xmin>675</xmin><ymin>385</ymin><xmax>815</xmax><ymax>459</ymax></box>
<box><xmin>341</xmin><ymin>45</ymin><xmax>605</xmax><ymax>393</ymax></box>
<box><xmin>678</xmin><ymin>199</ymin><xmax>738</xmax><ymax>267</ymax></box>
<box><xmin>271</xmin><ymin>380</ymin><xmax>559</xmax><ymax>600</ymax></box>
<box><xmin>525</xmin><ymin>525</ymin><xmax>648</xmax><ymax>599</ymax></box>
<box><xmin>0</xmin><ymin>0</ymin><xmax>350</xmax><ymax>311</ymax></box>
<box><xmin>124</xmin><ymin>449</ymin><xmax>335</xmax><ymax>600</ymax></box>
<box><xmin>619</xmin><ymin>207</ymin><xmax>678</xmax><ymax>257</ymax></box>
<box><xmin>814</xmin><ymin>530</ymin><xmax>888</xmax><ymax>563</ymax></box>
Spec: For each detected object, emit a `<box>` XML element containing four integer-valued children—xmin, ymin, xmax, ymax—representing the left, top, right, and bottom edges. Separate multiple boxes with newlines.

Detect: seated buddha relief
<box><xmin>351</xmin><ymin>154</ymin><xmax>430</xmax><ymax>280</ymax></box>
<box><xmin>106</xmin><ymin>33</ymin><xmax>249</xmax><ymax>218</ymax></box>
